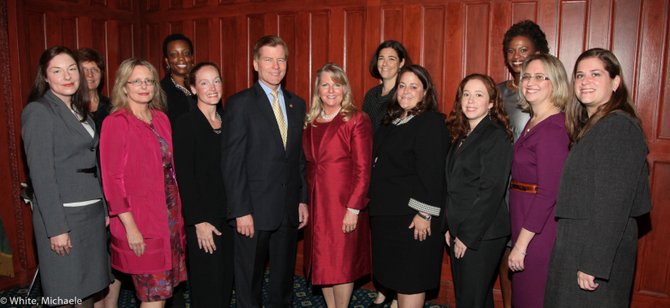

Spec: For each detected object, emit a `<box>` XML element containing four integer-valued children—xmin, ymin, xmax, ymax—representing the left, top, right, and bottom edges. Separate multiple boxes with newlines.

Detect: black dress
<box><xmin>173</xmin><ymin>108</ymin><xmax>234</xmax><ymax>307</ymax></box>
<box><xmin>368</xmin><ymin>110</ymin><xmax>448</xmax><ymax>293</ymax></box>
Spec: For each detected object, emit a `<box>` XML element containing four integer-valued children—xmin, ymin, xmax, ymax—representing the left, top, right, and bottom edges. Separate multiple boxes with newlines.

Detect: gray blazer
<box><xmin>21</xmin><ymin>90</ymin><xmax>104</xmax><ymax>237</ymax></box>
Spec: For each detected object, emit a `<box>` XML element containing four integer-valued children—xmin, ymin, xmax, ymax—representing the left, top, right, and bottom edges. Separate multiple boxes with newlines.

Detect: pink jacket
<box><xmin>100</xmin><ymin>109</ymin><xmax>184</xmax><ymax>274</ymax></box>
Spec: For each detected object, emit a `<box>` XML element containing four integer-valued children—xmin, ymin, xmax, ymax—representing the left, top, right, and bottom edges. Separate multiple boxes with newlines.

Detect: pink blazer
<box><xmin>100</xmin><ymin>109</ymin><xmax>184</xmax><ymax>274</ymax></box>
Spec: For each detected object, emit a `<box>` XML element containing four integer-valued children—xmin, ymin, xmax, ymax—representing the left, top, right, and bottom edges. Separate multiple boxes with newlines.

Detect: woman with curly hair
<box><xmin>368</xmin><ymin>65</ymin><xmax>448</xmax><ymax>307</ymax></box>
<box><xmin>444</xmin><ymin>74</ymin><xmax>513</xmax><ymax>308</ymax></box>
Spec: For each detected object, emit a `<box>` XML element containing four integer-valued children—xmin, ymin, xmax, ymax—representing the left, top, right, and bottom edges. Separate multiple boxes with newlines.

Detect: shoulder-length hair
<box><xmin>382</xmin><ymin>65</ymin><xmax>439</xmax><ymax>125</ymax></box>
<box><xmin>447</xmin><ymin>74</ymin><xmax>513</xmax><ymax>143</ymax></box>
<box><xmin>369</xmin><ymin>40</ymin><xmax>412</xmax><ymax>80</ymax></box>
<box><xmin>565</xmin><ymin>48</ymin><xmax>640</xmax><ymax>142</ymax></box>
<box><xmin>518</xmin><ymin>53</ymin><xmax>570</xmax><ymax>113</ymax></box>
<box><xmin>28</xmin><ymin>46</ymin><xmax>90</xmax><ymax>122</ymax></box>
<box><xmin>77</xmin><ymin>47</ymin><xmax>106</xmax><ymax>93</ymax></box>
<box><xmin>305</xmin><ymin>63</ymin><xmax>357</xmax><ymax>126</ymax></box>
<box><xmin>110</xmin><ymin>58</ymin><xmax>166</xmax><ymax>113</ymax></box>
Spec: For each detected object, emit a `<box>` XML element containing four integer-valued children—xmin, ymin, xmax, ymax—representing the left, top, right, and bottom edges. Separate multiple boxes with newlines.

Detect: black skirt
<box><xmin>371</xmin><ymin>214</ymin><xmax>444</xmax><ymax>294</ymax></box>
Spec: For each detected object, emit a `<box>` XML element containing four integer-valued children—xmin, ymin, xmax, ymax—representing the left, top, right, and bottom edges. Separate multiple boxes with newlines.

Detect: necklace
<box><xmin>134</xmin><ymin>111</ymin><xmax>152</xmax><ymax>125</ymax></box>
<box><xmin>320</xmin><ymin>107</ymin><xmax>341</xmax><ymax>121</ymax></box>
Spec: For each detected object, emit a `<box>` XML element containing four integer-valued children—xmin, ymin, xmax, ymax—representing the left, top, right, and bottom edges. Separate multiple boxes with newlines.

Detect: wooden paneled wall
<box><xmin>2</xmin><ymin>0</ymin><xmax>670</xmax><ymax>307</ymax></box>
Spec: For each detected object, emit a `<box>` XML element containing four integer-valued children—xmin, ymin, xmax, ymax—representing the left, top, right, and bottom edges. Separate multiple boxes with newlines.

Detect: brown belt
<box><xmin>511</xmin><ymin>180</ymin><xmax>537</xmax><ymax>194</ymax></box>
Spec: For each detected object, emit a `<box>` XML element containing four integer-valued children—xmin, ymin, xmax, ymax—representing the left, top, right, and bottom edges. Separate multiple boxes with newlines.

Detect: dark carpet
<box><xmin>0</xmin><ymin>273</ymin><xmax>448</xmax><ymax>307</ymax></box>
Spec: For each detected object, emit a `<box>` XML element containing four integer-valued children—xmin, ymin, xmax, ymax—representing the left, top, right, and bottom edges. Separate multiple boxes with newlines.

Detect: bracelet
<box><xmin>417</xmin><ymin>212</ymin><xmax>432</xmax><ymax>221</ymax></box>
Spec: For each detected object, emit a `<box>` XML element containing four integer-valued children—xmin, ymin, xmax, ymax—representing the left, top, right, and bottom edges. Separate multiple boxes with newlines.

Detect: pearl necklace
<box><xmin>320</xmin><ymin>107</ymin><xmax>341</xmax><ymax>121</ymax></box>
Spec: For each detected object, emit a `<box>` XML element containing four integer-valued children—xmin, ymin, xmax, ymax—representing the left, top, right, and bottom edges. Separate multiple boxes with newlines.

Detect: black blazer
<box><xmin>174</xmin><ymin>108</ymin><xmax>227</xmax><ymax>226</ymax></box>
<box><xmin>368</xmin><ymin>110</ymin><xmax>448</xmax><ymax>217</ymax></box>
<box><xmin>444</xmin><ymin>116</ymin><xmax>512</xmax><ymax>250</ymax></box>
<box><xmin>221</xmin><ymin>82</ymin><xmax>308</xmax><ymax>231</ymax></box>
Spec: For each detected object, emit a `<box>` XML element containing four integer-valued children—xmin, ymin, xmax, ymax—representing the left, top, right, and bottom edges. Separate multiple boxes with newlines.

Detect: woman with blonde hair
<box><xmin>303</xmin><ymin>63</ymin><xmax>372</xmax><ymax>308</ymax></box>
<box><xmin>507</xmin><ymin>53</ymin><xmax>570</xmax><ymax>308</ymax></box>
<box><xmin>100</xmin><ymin>58</ymin><xmax>186</xmax><ymax>308</ymax></box>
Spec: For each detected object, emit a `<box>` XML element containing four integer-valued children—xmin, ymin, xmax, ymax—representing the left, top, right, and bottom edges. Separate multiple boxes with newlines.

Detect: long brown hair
<box><xmin>447</xmin><ymin>74</ymin><xmax>512</xmax><ymax>143</ymax></box>
<box><xmin>565</xmin><ymin>48</ymin><xmax>640</xmax><ymax>142</ymax></box>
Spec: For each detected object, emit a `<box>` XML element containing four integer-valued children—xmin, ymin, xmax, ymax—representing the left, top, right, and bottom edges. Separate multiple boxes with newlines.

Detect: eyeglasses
<box><xmin>521</xmin><ymin>74</ymin><xmax>550</xmax><ymax>82</ymax></box>
<box><xmin>127</xmin><ymin>79</ymin><xmax>156</xmax><ymax>87</ymax></box>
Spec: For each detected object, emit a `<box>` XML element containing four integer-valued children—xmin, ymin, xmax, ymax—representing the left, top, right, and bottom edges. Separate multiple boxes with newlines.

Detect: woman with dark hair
<box><xmin>77</xmin><ymin>48</ymin><xmax>110</xmax><ymax>133</ymax></box>
<box><xmin>101</xmin><ymin>58</ymin><xmax>186</xmax><ymax>308</ymax></box>
<box><xmin>173</xmin><ymin>62</ymin><xmax>233</xmax><ymax>307</ymax></box>
<box><xmin>303</xmin><ymin>63</ymin><xmax>372</xmax><ymax>308</ymax></box>
<box><xmin>21</xmin><ymin>46</ymin><xmax>112</xmax><ymax>305</ymax></box>
<box><xmin>368</xmin><ymin>65</ymin><xmax>448</xmax><ymax>307</ymax></box>
<box><xmin>544</xmin><ymin>48</ymin><xmax>651</xmax><ymax>307</ymax></box>
<box><xmin>506</xmin><ymin>54</ymin><xmax>570</xmax><ymax>308</ymax></box>
<box><xmin>161</xmin><ymin>33</ymin><xmax>196</xmax><ymax>126</ymax></box>
<box><xmin>499</xmin><ymin>20</ymin><xmax>549</xmax><ymax>140</ymax></box>
<box><xmin>362</xmin><ymin>40</ymin><xmax>411</xmax><ymax>133</ymax></box>
<box><xmin>444</xmin><ymin>74</ymin><xmax>513</xmax><ymax>308</ymax></box>
<box><xmin>362</xmin><ymin>39</ymin><xmax>411</xmax><ymax>308</ymax></box>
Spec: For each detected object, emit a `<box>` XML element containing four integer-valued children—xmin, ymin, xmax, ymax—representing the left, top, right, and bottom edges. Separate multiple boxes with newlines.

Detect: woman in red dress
<box><xmin>303</xmin><ymin>63</ymin><xmax>373</xmax><ymax>308</ymax></box>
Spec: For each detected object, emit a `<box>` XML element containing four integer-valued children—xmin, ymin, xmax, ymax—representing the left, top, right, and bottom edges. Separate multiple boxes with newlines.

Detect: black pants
<box><xmin>185</xmin><ymin>217</ymin><xmax>234</xmax><ymax>308</ymax></box>
<box><xmin>449</xmin><ymin>236</ymin><xmax>507</xmax><ymax>308</ymax></box>
<box><xmin>233</xmin><ymin>217</ymin><xmax>298</xmax><ymax>308</ymax></box>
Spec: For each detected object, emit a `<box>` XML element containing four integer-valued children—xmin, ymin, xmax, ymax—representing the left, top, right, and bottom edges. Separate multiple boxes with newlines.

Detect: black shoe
<box><xmin>368</xmin><ymin>295</ymin><xmax>393</xmax><ymax>308</ymax></box>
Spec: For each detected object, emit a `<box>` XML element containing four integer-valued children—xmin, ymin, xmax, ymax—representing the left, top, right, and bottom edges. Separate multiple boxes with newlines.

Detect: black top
<box><xmin>444</xmin><ymin>116</ymin><xmax>512</xmax><ymax>250</ymax></box>
<box><xmin>91</xmin><ymin>95</ymin><xmax>111</xmax><ymax>134</ymax></box>
<box><xmin>368</xmin><ymin>110</ymin><xmax>448</xmax><ymax>217</ymax></box>
<box><xmin>161</xmin><ymin>76</ymin><xmax>197</xmax><ymax>128</ymax></box>
<box><xmin>173</xmin><ymin>108</ymin><xmax>227</xmax><ymax>225</ymax></box>
<box><xmin>362</xmin><ymin>84</ymin><xmax>396</xmax><ymax>134</ymax></box>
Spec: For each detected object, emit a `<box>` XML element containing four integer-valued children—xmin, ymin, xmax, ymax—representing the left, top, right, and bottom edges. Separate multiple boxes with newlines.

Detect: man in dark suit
<box><xmin>221</xmin><ymin>35</ymin><xmax>308</xmax><ymax>308</ymax></box>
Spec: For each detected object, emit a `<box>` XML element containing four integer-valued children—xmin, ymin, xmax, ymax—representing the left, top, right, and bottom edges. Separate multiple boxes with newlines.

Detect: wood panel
<box><xmin>3</xmin><ymin>1</ymin><xmax>670</xmax><ymax>307</ymax></box>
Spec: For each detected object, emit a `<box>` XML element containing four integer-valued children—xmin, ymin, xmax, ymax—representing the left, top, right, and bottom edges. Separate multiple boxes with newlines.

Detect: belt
<box><xmin>76</xmin><ymin>166</ymin><xmax>98</xmax><ymax>177</ymax></box>
<box><xmin>511</xmin><ymin>180</ymin><xmax>537</xmax><ymax>194</ymax></box>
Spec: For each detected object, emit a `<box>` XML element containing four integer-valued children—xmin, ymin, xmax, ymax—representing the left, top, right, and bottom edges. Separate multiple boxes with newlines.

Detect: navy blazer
<box><xmin>221</xmin><ymin>82</ymin><xmax>308</xmax><ymax>231</ymax></box>
<box><xmin>444</xmin><ymin>116</ymin><xmax>512</xmax><ymax>250</ymax></box>
<box><xmin>21</xmin><ymin>90</ymin><xmax>104</xmax><ymax>237</ymax></box>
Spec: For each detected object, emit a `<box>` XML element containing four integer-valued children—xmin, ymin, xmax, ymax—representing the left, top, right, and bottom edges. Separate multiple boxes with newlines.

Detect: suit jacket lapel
<box><xmin>47</xmin><ymin>91</ymin><xmax>95</xmax><ymax>143</ymax></box>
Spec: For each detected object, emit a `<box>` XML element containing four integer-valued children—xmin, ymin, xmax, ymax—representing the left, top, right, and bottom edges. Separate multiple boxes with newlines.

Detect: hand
<box><xmin>453</xmin><ymin>237</ymin><xmax>468</xmax><ymax>259</ymax></box>
<box><xmin>125</xmin><ymin>227</ymin><xmax>144</xmax><ymax>257</ymax></box>
<box><xmin>49</xmin><ymin>233</ymin><xmax>72</xmax><ymax>256</ymax></box>
<box><xmin>577</xmin><ymin>271</ymin><xmax>599</xmax><ymax>291</ymax></box>
<box><xmin>236</xmin><ymin>214</ymin><xmax>255</xmax><ymax>238</ymax></box>
<box><xmin>409</xmin><ymin>213</ymin><xmax>431</xmax><ymax>241</ymax></box>
<box><xmin>105</xmin><ymin>216</ymin><xmax>110</xmax><ymax>227</ymax></box>
<box><xmin>342</xmin><ymin>210</ymin><xmax>358</xmax><ymax>233</ymax></box>
<box><xmin>508</xmin><ymin>246</ymin><xmax>526</xmax><ymax>272</ymax></box>
<box><xmin>444</xmin><ymin>231</ymin><xmax>451</xmax><ymax>247</ymax></box>
<box><xmin>298</xmin><ymin>203</ymin><xmax>309</xmax><ymax>229</ymax></box>
<box><xmin>195</xmin><ymin>222</ymin><xmax>222</xmax><ymax>254</ymax></box>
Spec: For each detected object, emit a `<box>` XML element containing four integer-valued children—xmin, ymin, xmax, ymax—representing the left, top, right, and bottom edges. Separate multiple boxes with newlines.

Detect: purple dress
<box><xmin>509</xmin><ymin>112</ymin><xmax>569</xmax><ymax>308</ymax></box>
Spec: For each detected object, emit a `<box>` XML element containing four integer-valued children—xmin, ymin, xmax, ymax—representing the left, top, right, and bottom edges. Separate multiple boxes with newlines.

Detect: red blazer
<box><xmin>302</xmin><ymin>111</ymin><xmax>372</xmax><ymax>284</ymax></box>
<box><xmin>100</xmin><ymin>109</ymin><xmax>185</xmax><ymax>274</ymax></box>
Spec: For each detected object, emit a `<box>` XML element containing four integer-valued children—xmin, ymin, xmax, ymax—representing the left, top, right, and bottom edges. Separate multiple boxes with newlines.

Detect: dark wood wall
<box><xmin>2</xmin><ymin>0</ymin><xmax>669</xmax><ymax>307</ymax></box>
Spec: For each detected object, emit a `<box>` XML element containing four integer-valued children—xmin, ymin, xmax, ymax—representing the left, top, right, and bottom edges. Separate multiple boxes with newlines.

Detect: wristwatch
<box><xmin>417</xmin><ymin>212</ymin><xmax>432</xmax><ymax>221</ymax></box>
